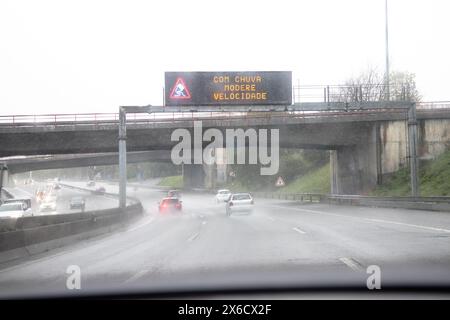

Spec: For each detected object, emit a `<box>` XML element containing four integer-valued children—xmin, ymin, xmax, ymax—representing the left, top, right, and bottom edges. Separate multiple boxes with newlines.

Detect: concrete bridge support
<box><xmin>183</xmin><ymin>164</ymin><xmax>206</xmax><ymax>189</ymax></box>
<box><xmin>0</xmin><ymin>165</ymin><xmax>9</xmax><ymax>197</ymax></box>
<box><xmin>331</xmin><ymin>124</ymin><xmax>380</xmax><ymax>194</ymax></box>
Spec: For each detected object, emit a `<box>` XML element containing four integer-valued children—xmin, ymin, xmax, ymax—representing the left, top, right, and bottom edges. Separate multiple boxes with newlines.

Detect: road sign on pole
<box><xmin>275</xmin><ymin>176</ymin><xmax>285</xmax><ymax>187</ymax></box>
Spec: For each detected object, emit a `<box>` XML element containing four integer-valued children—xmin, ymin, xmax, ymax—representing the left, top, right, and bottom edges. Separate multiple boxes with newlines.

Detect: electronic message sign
<box><xmin>165</xmin><ymin>71</ymin><xmax>292</xmax><ymax>106</ymax></box>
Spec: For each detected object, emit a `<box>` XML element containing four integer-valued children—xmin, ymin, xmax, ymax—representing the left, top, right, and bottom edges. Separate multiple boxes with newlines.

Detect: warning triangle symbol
<box><xmin>275</xmin><ymin>176</ymin><xmax>285</xmax><ymax>187</ymax></box>
<box><xmin>169</xmin><ymin>77</ymin><xmax>191</xmax><ymax>100</ymax></box>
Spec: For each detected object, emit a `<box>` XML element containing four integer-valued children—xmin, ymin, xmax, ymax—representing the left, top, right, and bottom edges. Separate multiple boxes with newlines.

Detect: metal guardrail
<box><xmin>252</xmin><ymin>192</ymin><xmax>325</xmax><ymax>202</ymax></box>
<box><xmin>252</xmin><ymin>192</ymin><xmax>450</xmax><ymax>212</ymax></box>
<box><xmin>326</xmin><ymin>194</ymin><xmax>450</xmax><ymax>204</ymax></box>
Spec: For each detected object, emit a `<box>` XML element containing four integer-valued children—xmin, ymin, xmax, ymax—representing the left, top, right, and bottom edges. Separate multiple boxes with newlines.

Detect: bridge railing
<box><xmin>416</xmin><ymin>101</ymin><xmax>450</xmax><ymax>110</ymax></box>
<box><xmin>292</xmin><ymin>84</ymin><xmax>413</xmax><ymax>104</ymax></box>
<box><xmin>0</xmin><ymin>102</ymin><xmax>449</xmax><ymax>127</ymax></box>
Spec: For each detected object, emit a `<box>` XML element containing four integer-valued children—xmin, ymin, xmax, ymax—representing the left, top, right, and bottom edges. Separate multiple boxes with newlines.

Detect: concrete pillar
<box><xmin>332</xmin><ymin>146</ymin><xmax>360</xmax><ymax>194</ymax></box>
<box><xmin>183</xmin><ymin>164</ymin><xmax>205</xmax><ymax>189</ymax></box>
<box><xmin>330</xmin><ymin>150</ymin><xmax>339</xmax><ymax>194</ymax></box>
<box><xmin>0</xmin><ymin>165</ymin><xmax>10</xmax><ymax>201</ymax></box>
<box><xmin>375</xmin><ymin>123</ymin><xmax>383</xmax><ymax>185</ymax></box>
<box><xmin>330</xmin><ymin>124</ymin><xmax>380</xmax><ymax>195</ymax></box>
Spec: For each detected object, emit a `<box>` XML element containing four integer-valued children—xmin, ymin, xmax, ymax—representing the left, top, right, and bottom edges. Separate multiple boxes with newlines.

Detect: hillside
<box><xmin>372</xmin><ymin>149</ymin><xmax>450</xmax><ymax>196</ymax></box>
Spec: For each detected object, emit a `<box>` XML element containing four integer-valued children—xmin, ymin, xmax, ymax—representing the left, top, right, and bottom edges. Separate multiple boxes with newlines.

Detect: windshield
<box><xmin>1</xmin><ymin>0</ymin><xmax>450</xmax><ymax>301</ymax></box>
<box><xmin>162</xmin><ymin>199</ymin><xmax>179</xmax><ymax>204</ymax></box>
<box><xmin>0</xmin><ymin>204</ymin><xmax>22</xmax><ymax>212</ymax></box>
<box><xmin>232</xmin><ymin>194</ymin><xmax>252</xmax><ymax>200</ymax></box>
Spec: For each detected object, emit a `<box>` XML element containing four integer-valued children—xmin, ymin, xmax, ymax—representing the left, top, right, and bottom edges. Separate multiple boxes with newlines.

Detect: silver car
<box><xmin>225</xmin><ymin>193</ymin><xmax>254</xmax><ymax>216</ymax></box>
<box><xmin>216</xmin><ymin>189</ymin><xmax>231</xmax><ymax>203</ymax></box>
<box><xmin>0</xmin><ymin>202</ymin><xmax>33</xmax><ymax>219</ymax></box>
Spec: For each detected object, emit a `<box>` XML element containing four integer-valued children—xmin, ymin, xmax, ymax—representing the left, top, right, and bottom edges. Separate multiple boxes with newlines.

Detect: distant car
<box><xmin>0</xmin><ymin>202</ymin><xmax>32</xmax><ymax>219</ymax></box>
<box><xmin>226</xmin><ymin>193</ymin><xmax>254</xmax><ymax>216</ymax></box>
<box><xmin>87</xmin><ymin>181</ymin><xmax>96</xmax><ymax>187</ymax></box>
<box><xmin>70</xmin><ymin>196</ymin><xmax>86</xmax><ymax>211</ymax></box>
<box><xmin>39</xmin><ymin>198</ymin><xmax>57</xmax><ymax>213</ymax></box>
<box><xmin>53</xmin><ymin>184</ymin><xmax>61</xmax><ymax>190</ymax></box>
<box><xmin>167</xmin><ymin>190</ymin><xmax>181</xmax><ymax>198</ymax></box>
<box><xmin>3</xmin><ymin>198</ymin><xmax>31</xmax><ymax>212</ymax></box>
<box><xmin>158</xmin><ymin>197</ymin><xmax>182</xmax><ymax>213</ymax></box>
<box><xmin>35</xmin><ymin>188</ymin><xmax>46</xmax><ymax>203</ymax></box>
<box><xmin>93</xmin><ymin>186</ymin><xmax>106</xmax><ymax>195</ymax></box>
<box><xmin>216</xmin><ymin>189</ymin><xmax>231</xmax><ymax>203</ymax></box>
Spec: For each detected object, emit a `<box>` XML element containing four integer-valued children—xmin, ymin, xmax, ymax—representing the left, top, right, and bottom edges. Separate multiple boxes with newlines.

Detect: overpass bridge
<box><xmin>1</xmin><ymin>98</ymin><xmax>449</xmax><ymax>197</ymax></box>
<box><xmin>1</xmin><ymin>151</ymin><xmax>171</xmax><ymax>174</ymax></box>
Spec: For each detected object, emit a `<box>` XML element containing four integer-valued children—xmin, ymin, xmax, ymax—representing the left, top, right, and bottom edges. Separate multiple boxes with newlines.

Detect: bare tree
<box><xmin>332</xmin><ymin>68</ymin><xmax>421</xmax><ymax>102</ymax></box>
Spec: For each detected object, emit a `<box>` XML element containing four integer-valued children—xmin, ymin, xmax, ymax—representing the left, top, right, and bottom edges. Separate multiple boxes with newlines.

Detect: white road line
<box><xmin>268</xmin><ymin>204</ymin><xmax>450</xmax><ymax>234</ymax></box>
<box><xmin>187</xmin><ymin>232</ymin><xmax>199</xmax><ymax>242</ymax></box>
<box><xmin>123</xmin><ymin>269</ymin><xmax>149</xmax><ymax>284</ymax></box>
<box><xmin>292</xmin><ymin>227</ymin><xmax>306</xmax><ymax>234</ymax></box>
<box><xmin>339</xmin><ymin>257</ymin><xmax>364</xmax><ymax>272</ymax></box>
<box><xmin>202</xmin><ymin>221</ymin><xmax>207</xmax><ymax>225</ymax></box>
<box><xmin>127</xmin><ymin>217</ymin><xmax>154</xmax><ymax>233</ymax></box>
<box><xmin>364</xmin><ymin>218</ymin><xmax>450</xmax><ymax>233</ymax></box>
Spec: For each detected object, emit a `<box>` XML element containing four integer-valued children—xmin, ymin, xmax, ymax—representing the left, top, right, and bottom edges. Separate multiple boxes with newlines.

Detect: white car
<box><xmin>39</xmin><ymin>198</ymin><xmax>57</xmax><ymax>213</ymax></box>
<box><xmin>216</xmin><ymin>189</ymin><xmax>232</xmax><ymax>203</ymax></box>
<box><xmin>225</xmin><ymin>193</ymin><xmax>254</xmax><ymax>216</ymax></box>
<box><xmin>0</xmin><ymin>202</ymin><xmax>33</xmax><ymax>219</ymax></box>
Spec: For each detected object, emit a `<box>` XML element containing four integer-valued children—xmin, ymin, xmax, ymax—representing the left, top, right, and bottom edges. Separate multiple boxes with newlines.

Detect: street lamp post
<box><xmin>118</xmin><ymin>105</ymin><xmax>153</xmax><ymax>210</ymax></box>
<box><xmin>118</xmin><ymin>107</ymin><xmax>127</xmax><ymax>209</ymax></box>
<box><xmin>385</xmin><ymin>0</ymin><xmax>390</xmax><ymax>101</ymax></box>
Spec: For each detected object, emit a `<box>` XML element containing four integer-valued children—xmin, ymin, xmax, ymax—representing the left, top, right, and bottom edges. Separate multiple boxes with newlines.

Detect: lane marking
<box><xmin>187</xmin><ymin>232</ymin><xmax>199</xmax><ymax>242</ymax></box>
<box><xmin>202</xmin><ymin>221</ymin><xmax>207</xmax><ymax>225</ymax></box>
<box><xmin>292</xmin><ymin>227</ymin><xmax>306</xmax><ymax>234</ymax></box>
<box><xmin>127</xmin><ymin>217</ymin><xmax>154</xmax><ymax>233</ymax></box>
<box><xmin>123</xmin><ymin>269</ymin><xmax>150</xmax><ymax>284</ymax></box>
<box><xmin>268</xmin><ymin>204</ymin><xmax>450</xmax><ymax>234</ymax></box>
<box><xmin>339</xmin><ymin>257</ymin><xmax>364</xmax><ymax>272</ymax></box>
<box><xmin>364</xmin><ymin>218</ymin><xmax>450</xmax><ymax>234</ymax></box>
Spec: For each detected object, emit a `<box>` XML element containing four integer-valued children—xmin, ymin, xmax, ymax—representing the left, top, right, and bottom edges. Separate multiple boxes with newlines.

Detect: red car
<box><xmin>93</xmin><ymin>186</ymin><xmax>106</xmax><ymax>195</ymax></box>
<box><xmin>158</xmin><ymin>197</ymin><xmax>182</xmax><ymax>213</ymax></box>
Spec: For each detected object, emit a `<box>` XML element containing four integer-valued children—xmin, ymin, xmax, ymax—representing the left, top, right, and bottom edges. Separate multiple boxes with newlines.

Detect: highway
<box><xmin>8</xmin><ymin>182</ymin><xmax>119</xmax><ymax>215</ymax></box>
<box><xmin>1</xmin><ymin>185</ymin><xmax>450</xmax><ymax>297</ymax></box>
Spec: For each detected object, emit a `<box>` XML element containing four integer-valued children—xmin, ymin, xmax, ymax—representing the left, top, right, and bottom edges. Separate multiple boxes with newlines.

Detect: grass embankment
<box><xmin>157</xmin><ymin>175</ymin><xmax>183</xmax><ymax>189</ymax></box>
<box><xmin>372</xmin><ymin>149</ymin><xmax>450</xmax><ymax>196</ymax></box>
<box><xmin>277</xmin><ymin>164</ymin><xmax>330</xmax><ymax>194</ymax></box>
<box><xmin>225</xmin><ymin>164</ymin><xmax>331</xmax><ymax>194</ymax></box>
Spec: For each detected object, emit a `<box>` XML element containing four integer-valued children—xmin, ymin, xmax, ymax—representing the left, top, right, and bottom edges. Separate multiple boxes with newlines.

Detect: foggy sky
<box><xmin>0</xmin><ymin>0</ymin><xmax>449</xmax><ymax>115</ymax></box>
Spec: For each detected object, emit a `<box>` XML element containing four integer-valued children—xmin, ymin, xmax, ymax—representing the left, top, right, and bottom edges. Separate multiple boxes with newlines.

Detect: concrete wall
<box><xmin>418</xmin><ymin>119</ymin><xmax>450</xmax><ymax>159</ymax></box>
<box><xmin>379</xmin><ymin>119</ymin><xmax>450</xmax><ymax>176</ymax></box>
<box><xmin>331</xmin><ymin>118</ymin><xmax>450</xmax><ymax>195</ymax></box>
